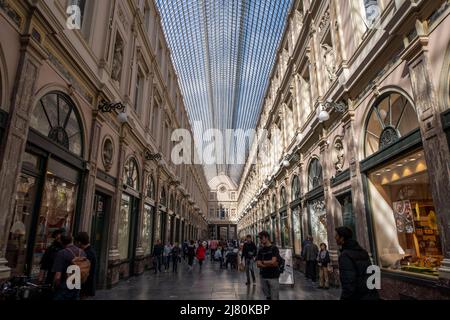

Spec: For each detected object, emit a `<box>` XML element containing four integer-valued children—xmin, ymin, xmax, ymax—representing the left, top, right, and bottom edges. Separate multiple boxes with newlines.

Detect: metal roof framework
<box><xmin>156</xmin><ymin>0</ymin><xmax>292</xmax><ymax>183</ymax></box>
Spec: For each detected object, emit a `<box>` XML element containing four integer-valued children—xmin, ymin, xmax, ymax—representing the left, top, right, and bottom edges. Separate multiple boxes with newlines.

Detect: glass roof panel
<box><xmin>156</xmin><ymin>0</ymin><xmax>293</xmax><ymax>183</ymax></box>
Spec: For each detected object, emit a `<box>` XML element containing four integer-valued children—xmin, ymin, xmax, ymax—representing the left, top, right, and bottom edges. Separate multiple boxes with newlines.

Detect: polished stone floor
<box><xmin>93</xmin><ymin>256</ymin><xmax>340</xmax><ymax>300</ymax></box>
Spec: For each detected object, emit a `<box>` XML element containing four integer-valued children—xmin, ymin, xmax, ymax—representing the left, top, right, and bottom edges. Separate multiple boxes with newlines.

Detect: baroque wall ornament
<box><xmin>102</xmin><ymin>137</ymin><xmax>114</xmax><ymax>172</ymax></box>
<box><xmin>333</xmin><ymin>138</ymin><xmax>345</xmax><ymax>174</ymax></box>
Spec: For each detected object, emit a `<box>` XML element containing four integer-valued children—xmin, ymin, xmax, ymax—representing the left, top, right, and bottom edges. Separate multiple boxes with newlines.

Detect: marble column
<box><xmin>0</xmin><ymin>36</ymin><xmax>44</xmax><ymax>279</ymax></box>
<box><xmin>342</xmin><ymin>108</ymin><xmax>372</xmax><ymax>254</ymax></box>
<box><xmin>402</xmin><ymin>35</ymin><xmax>450</xmax><ymax>284</ymax></box>
<box><xmin>79</xmin><ymin>108</ymin><xmax>103</xmax><ymax>234</ymax></box>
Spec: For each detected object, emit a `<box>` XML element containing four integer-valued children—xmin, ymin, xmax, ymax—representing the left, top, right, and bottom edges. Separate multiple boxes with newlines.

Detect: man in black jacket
<box><xmin>153</xmin><ymin>240</ymin><xmax>164</xmax><ymax>273</ymax></box>
<box><xmin>242</xmin><ymin>235</ymin><xmax>257</xmax><ymax>286</ymax></box>
<box><xmin>38</xmin><ymin>228</ymin><xmax>64</xmax><ymax>285</ymax></box>
<box><xmin>335</xmin><ymin>227</ymin><xmax>380</xmax><ymax>300</ymax></box>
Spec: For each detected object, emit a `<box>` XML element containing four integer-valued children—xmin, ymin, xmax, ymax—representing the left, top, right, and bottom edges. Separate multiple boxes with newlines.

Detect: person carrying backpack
<box><xmin>335</xmin><ymin>226</ymin><xmax>380</xmax><ymax>300</ymax></box>
<box><xmin>52</xmin><ymin>233</ymin><xmax>89</xmax><ymax>300</ymax></box>
<box><xmin>256</xmin><ymin>231</ymin><xmax>281</xmax><ymax>300</ymax></box>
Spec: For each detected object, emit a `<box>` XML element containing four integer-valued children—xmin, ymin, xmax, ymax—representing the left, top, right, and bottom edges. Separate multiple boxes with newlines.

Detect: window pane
<box><xmin>368</xmin><ymin>149</ymin><xmax>442</xmax><ymax>277</ymax></box>
<box><xmin>118</xmin><ymin>194</ymin><xmax>131</xmax><ymax>260</ymax></box>
<box><xmin>308</xmin><ymin>199</ymin><xmax>328</xmax><ymax>247</ymax></box>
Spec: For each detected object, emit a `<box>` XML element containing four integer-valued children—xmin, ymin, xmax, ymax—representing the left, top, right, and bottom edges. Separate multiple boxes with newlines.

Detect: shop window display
<box><xmin>368</xmin><ymin>149</ymin><xmax>443</xmax><ymax>277</ymax></box>
<box><xmin>280</xmin><ymin>212</ymin><xmax>290</xmax><ymax>248</ymax></box>
<box><xmin>142</xmin><ymin>204</ymin><xmax>154</xmax><ymax>255</ymax></box>
<box><xmin>292</xmin><ymin>208</ymin><xmax>302</xmax><ymax>255</ymax></box>
<box><xmin>31</xmin><ymin>169</ymin><xmax>78</xmax><ymax>276</ymax></box>
<box><xmin>308</xmin><ymin>199</ymin><xmax>328</xmax><ymax>247</ymax></box>
<box><xmin>118</xmin><ymin>194</ymin><xmax>132</xmax><ymax>260</ymax></box>
<box><xmin>6</xmin><ymin>173</ymin><xmax>38</xmax><ymax>276</ymax></box>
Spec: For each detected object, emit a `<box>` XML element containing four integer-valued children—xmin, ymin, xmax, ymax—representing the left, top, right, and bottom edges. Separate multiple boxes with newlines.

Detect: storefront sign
<box><xmin>279</xmin><ymin>248</ymin><xmax>294</xmax><ymax>286</ymax></box>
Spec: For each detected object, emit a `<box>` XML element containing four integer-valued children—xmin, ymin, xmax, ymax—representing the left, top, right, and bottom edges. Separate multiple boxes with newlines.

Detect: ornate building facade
<box><xmin>237</xmin><ymin>0</ymin><xmax>450</xmax><ymax>299</ymax></box>
<box><xmin>207</xmin><ymin>174</ymin><xmax>238</xmax><ymax>241</ymax></box>
<box><xmin>0</xmin><ymin>0</ymin><xmax>209</xmax><ymax>288</ymax></box>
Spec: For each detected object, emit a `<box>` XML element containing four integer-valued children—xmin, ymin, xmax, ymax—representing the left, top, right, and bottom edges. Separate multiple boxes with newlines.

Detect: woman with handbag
<box><xmin>317</xmin><ymin>243</ymin><xmax>331</xmax><ymax>289</ymax></box>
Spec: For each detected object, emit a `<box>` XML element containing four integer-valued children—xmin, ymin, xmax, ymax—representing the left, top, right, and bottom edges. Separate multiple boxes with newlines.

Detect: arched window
<box><xmin>160</xmin><ymin>187</ymin><xmax>167</xmax><ymax>207</ymax></box>
<box><xmin>308</xmin><ymin>158</ymin><xmax>323</xmax><ymax>191</ymax></box>
<box><xmin>30</xmin><ymin>92</ymin><xmax>83</xmax><ymax>156</ymax></box>
<box><xmin>266</xmin><ymin>201</ymin><xmax>270</xmax><ymax>215</ymax></box>
<box><xmin>280</xmin><ymin>187</ymin><xmax>287</xmax><ymax>207</ymax></box>
<box><xmin>123</xmin><ymin>158</ymin><xmax>139</xmax><ymax>190</ymax></box>
<box><xmin>365</xmin><ymin>92</ymin><xmax>418</xmax><ymax>157</ymax></box>
<box><xmin>146</xmin><ymin>175</ymin><xmax>155</xmax><ymax>199</ymax></box>
<box><xmin>169</xmin><ymin>193</ymin><xmax>175</xmax><ymax>210</ymax></box>
<box><xmin>291</xmin><ymin>175</ymin><xmax>300</xmax><ymax>201</ymax></box>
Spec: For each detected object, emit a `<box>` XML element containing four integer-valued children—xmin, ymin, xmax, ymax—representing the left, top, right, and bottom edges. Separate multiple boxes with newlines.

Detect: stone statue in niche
<box><xmin>112</xmin><ymin>37</ymin><xmax>124</xmax><ymax>82</ymax></box>
<box><xmin>322</xmin><ymin>44</ymin><xmax>337</xmax><ymax>81</ymax></box>
<box><xmin>102</xmin><ymin>139</ymin><xmax>114</xmax><ymax>172</ymax></box>
<box><xmin>333</xmin><ymin>139</ymin><xmax>345</xmax><ymax>173</ymax></box>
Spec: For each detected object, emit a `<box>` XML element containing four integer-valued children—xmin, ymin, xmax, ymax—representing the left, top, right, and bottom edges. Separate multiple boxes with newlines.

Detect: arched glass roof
<box><xmin>156</xmin><ymin>0</ymin><xmax>293</xmax><ymax>183</ymax></box>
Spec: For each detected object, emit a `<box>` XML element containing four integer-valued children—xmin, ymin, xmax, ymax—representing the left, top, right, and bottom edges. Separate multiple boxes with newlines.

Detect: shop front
<box><xmin>290</xmin><ymin>175</ymin><xmax>302</xmax><ymax>260</ymax></box>
<box><xmin>443</xmin><ymin>110</ymin><xmax>450</xmax><ymax>150</ymax></box>
<box><xmin>117</xmin><ymin>158</ymin><xmax>141</xmax><ymax>279</ymax></box>
<box><xmin>361</xmin><ymin>92</ymin><xmax>449</xmax><ymax>299</ymax></box>
<box><xmin>0</xmin><ymin>109</ymin><xmax>7</xmax><ymax>146</ymax></box>
<box><xmin>306</xmin><ymin>158</ymin><xmax>328</xmax><ymax>248</ymax></box>
<box><xmin>5</xmin><ymin>91</ymin><xmax>86</xmax><ymax>279</ymax></box>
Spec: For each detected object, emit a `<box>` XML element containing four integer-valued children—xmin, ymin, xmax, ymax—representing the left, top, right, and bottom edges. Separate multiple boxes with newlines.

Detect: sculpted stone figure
<box><xmin>334</xmin><ymin>140</ymin><xmax>345</xmax><ymax>173</ymax></box>
<box><xmin>322</xmin><ymin>44</ymin><xmax>337</xmax><ymax>81</ymax></box>
<box><xmin>112</xmin><ymin>38</ymin><xmax>124</xmax><ymax>82</ymax></box>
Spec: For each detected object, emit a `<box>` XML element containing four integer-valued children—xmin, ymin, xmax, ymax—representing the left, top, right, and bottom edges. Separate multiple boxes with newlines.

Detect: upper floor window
<box><xmin>30</xmin><ymin>92</ymin><xmax>83</xmax><ymax>157</ymax></box>
<box><xmin>69</xmin><ymin>0</ymin><xmax>94</xmax><ymax>39</ymax></box>
<box><xmin>363</xmin><ymin>0</ymin><xmax>381</xmax><ymax>27</ymax></box>
<box><xmin>365</xmin><ymin>92</ymin><xmax>418</xmax><ymax>157</ymax></box>
<box><xmin>134</xmin><ymin>71</ymin><xmax>144</xmax><ymax>112</ymax></box>
<box><xmin>160</xmin><ymin>187</ymin><xmax>167</xmax><ymax>207</ymax></box>
<box><xmin>123</xmin><ymin>158</ymin><xmax>139</xmax><ymax>190</ymax></box>
<box><xmin>308</xmin><ymin>158</ymin><xmax>323</xmax><ymax>191</ymax></box>
<box><xmin>272</xmin><ymin>195</ymin><xmax>276</xmax><ymax>213</ymax></box>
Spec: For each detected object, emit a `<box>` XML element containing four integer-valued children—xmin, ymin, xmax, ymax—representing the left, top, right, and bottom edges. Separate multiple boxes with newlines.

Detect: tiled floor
<box><xmin>93</xmin><ymin>257</ymin><xmax>341</xmax><ymax>300</ymax></box>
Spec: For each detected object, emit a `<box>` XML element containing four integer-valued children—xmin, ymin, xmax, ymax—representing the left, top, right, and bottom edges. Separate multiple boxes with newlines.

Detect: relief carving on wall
<box><xmin>333</xmin><ymin>138</ymin><xmax>345</xmax><ymax>174</ymax></box>
<box><xmin>112</xmin><ymin>35</ymin><xmax>124</xmax><ymax>82</ymax></box>
<box><xmin>322</xmin><ymin>44</ymin><xmax>337</xmax><ymax>82</ymax></box>
<box><xmin>102</xmin><ymin>137</ymin><xmax>114</xmax><ymax>172</ymax></box>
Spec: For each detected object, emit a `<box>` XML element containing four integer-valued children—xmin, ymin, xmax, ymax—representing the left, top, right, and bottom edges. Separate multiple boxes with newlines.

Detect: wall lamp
<box><xmin>318</xmin><ymin>99</ymin><xmax>348</xmax><ymax>123</ymax></box>
<box><xmin>99</xmin><ymin>100</ymin><xmax>128</xmax><ymax>124</ymax></box>
<box><xmin>144</xmin><ymin>148</ymin><xmax>162</xmax><ymax>161</ymax></box>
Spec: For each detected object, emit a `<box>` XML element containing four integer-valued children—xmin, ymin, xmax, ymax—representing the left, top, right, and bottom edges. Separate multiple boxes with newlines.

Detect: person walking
<box><xmin>196</xmin><ymin>242</ymin><xmax>206</xmax><ymax>271</ymax></box>
<box><xmin>182</xmin><ymin>240</ymin><xmax>188</xmax><ymax>260</ymax></box>
<box><xmin>38</xmin><ymin>228</ymin><xmax>64</xmax><ymax>286</ymax></box>
<box><xmin>171</xmin><ymin>243</ymin><xmax>181</xmax><ymax>273</ymax></box>
<box><xmin>256</xmin><ymin>231</ymin><xmax>281</xmax><ymax>300</ymax></box>
<box><xmin>317</xmin><ymin>243</ymin><xmax>331</xmax><ymax>289</ymax></box>
<box><xmin>242</xmin><ymin>235</ymin><xmax>257</xmax><ymax>286</ymax></box>
<box><xmin>187</xmin><ymin>240</ymin><xmax>196</xmax><ymax>271</ymax></box>
<box><xmin>74</xmin><ymin>232</ymin><xmax>97</xmax><ymax>298</ymax></box>
<box><xmin>52</xmin><ymin>234</ymin><xmax>88</xmax><ymax>300</ymax></box>
<box><xmin>302</xmin><ymin>236</ymin><xmax>319</xmax><ymax>282</ymax></box>
<box><xmin>335</xmin><ymin>227</ymin><xmax>380</xmax><ymax>300</ymax></box>
<box><xmin>214</xmin><ymin>246</ymin><xmax>223</xmax><ymax>268</ymax></box>
<box><xmin>163</xmin><ymin>242</ymin><xmax>172</xmax><ymax>271</ymax></box>
<box><xmin>152</xmin><ymin>240</ymin><xmax>164</xmax><ymax>274</ymax></box>
<box><xmin>210</xmin><ymin>239</ymin><xmax>218</xmax><ymax>261</ymax></box>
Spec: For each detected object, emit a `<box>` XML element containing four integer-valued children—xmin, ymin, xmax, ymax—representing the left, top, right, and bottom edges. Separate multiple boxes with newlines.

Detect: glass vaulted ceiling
<box><xmin>156</xmin><ymin>0</ymin><xmax>293</xmax><ymax>184</ymax></box>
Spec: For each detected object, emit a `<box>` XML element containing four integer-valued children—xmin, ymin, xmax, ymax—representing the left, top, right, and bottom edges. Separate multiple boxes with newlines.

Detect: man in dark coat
<box><xmin>302</xmin><ymin>236</ymin><xmax>319</xmax><ymax>282</ymax></box>
<box><xmin>335</xmin><ymin>226</ymin><xmax>380</xmax><ymax>300</ymax></box>
<box><xmin>38</xmin><ymin>228</ymin><xmax>64</xmax><ymax>285</ymax></box>
<box><xmin>74</xmin><ymin>232</ymin><xmax>97</xmax><ymax>298</ymax></box>
<box><xmin>242</xmin><ymin>235</ymin><xmax>257</xmax><ymax>285</ymax></box>
<box><xmin>153</xmin><ymin>240</ymin><xmax>164</xmax><ymax>273</ymax></box>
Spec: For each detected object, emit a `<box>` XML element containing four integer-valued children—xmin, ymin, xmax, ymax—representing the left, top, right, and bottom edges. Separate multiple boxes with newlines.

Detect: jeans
<box><xmin>172</xmin><ymin>256</ymin><xmax>179</xmax><ymax>272</ymax></box>
<box><xmin>245</xmin><ymin>258</ymin><xmax>256</xmax><ymax>283</ymax></box>
<box><xmin>261</xmin><ymin>278</ymin><xmax>279</xmax><ymax>300</ymax></box>
<box><xmin>53</xmin><ymin>289</ymin><xmax>80</xmax><ymax>300</ymax></box>
<box><xmin>306</xmin><ymin>261</ymin><xmax>317</xmax><ymax>281</ymax></box>
<box><xmin>154</xmin><ymin>255</ymin><xmax>163</xmax><ymax>273</ymax></box>
<box><xmin>210</xmin><ymin>249</ymin><xmax>216</xmax><ymax>261</ymax></box>
<box><xmin>164</xmin><ymin>256</ymin><xmax>170</xmax><ymax>270</ymax></box>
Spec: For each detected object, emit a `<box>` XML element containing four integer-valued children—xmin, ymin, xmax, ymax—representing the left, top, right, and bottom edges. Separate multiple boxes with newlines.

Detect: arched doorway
<box><xmin>361</xmin><ymin>91</ymin><xmax>444</xmax><ymax>278</ymax></box>
<box><xmin>6</xmin><ymin>91</ymin><xmax>85</xmax><ymax>278</ymax></box>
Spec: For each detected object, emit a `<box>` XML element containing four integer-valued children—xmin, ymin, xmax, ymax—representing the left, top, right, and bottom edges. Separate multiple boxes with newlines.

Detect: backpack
<box><xmin>67</xmin><ymin>247</ymin><xmax>91</xmax><ymax>284</ymax></box>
